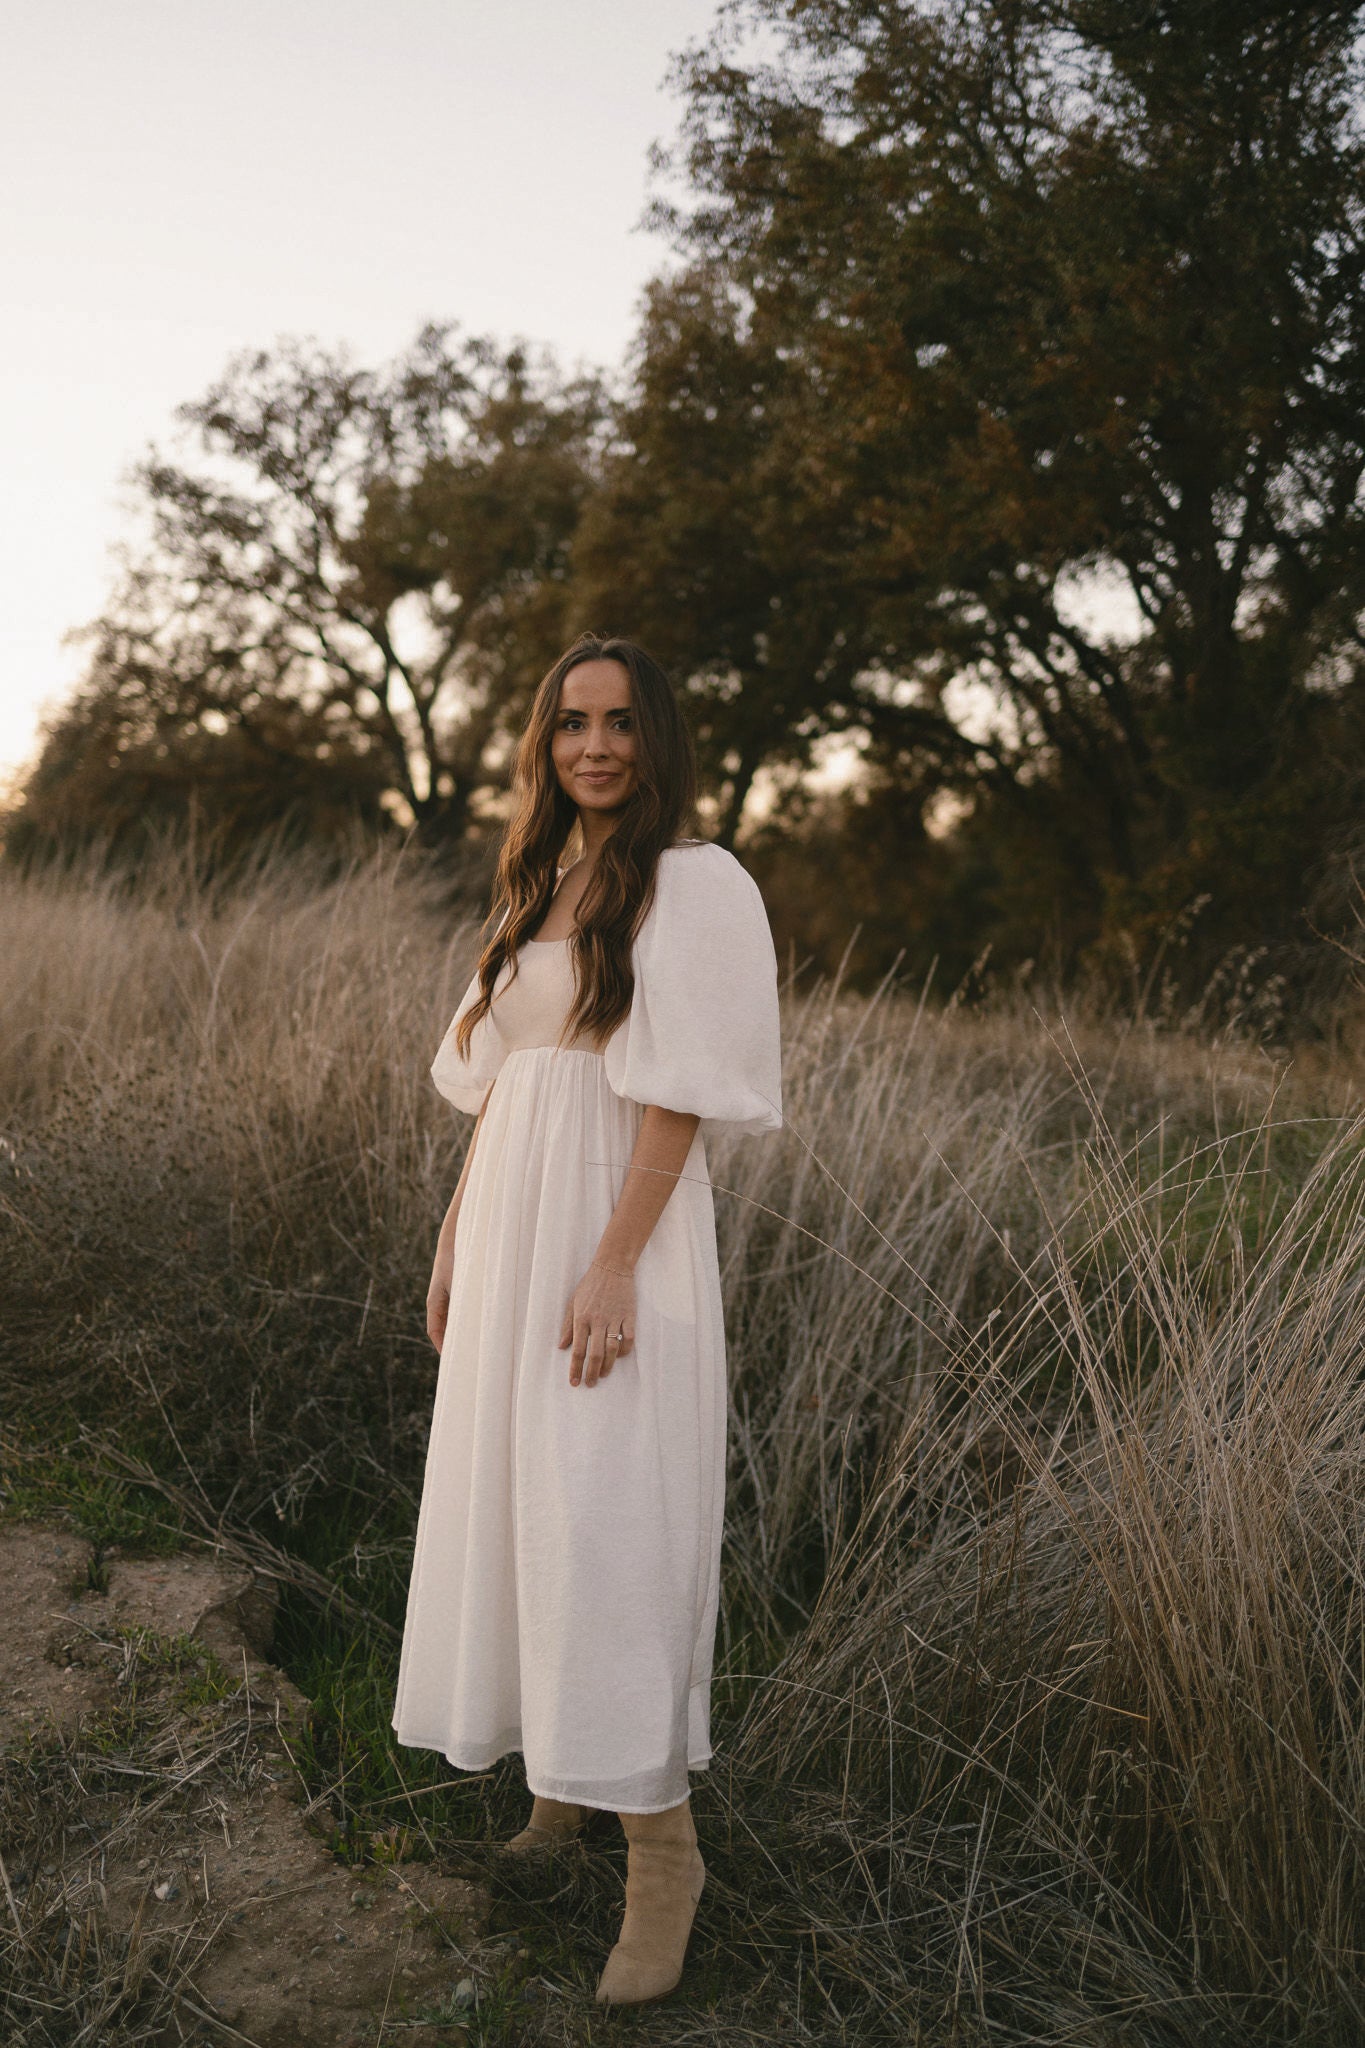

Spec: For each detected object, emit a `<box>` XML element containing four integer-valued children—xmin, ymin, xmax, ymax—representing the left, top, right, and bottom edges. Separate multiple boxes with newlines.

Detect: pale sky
<box><xmin>0</xmin><ymin>0</ymin><xmax>720</xmax><ymax>789</ymax></box>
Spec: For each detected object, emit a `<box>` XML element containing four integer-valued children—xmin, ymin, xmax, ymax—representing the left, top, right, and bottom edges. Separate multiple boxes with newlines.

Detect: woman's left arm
<box><xmin>558</xmin><ymin>1104</ymin><xmax>699</xmax><ymax>1388</ymax></box>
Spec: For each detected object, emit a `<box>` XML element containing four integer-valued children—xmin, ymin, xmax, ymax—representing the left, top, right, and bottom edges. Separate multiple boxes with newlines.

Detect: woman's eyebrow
<box><xmin>556</xmin><ymin>706</ymin><xmax>633</xmax><ymax>718</ymax></box>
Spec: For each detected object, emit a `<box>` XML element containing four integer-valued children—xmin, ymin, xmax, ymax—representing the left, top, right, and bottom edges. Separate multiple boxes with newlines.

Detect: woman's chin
<box><xmin>576</xmin><ymin>787</ymin><xmax>635</xmax><ymax>814</ymax></box>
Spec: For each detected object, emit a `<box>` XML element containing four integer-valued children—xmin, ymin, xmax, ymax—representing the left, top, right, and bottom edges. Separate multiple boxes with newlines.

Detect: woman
<box><xmin>392</xmin><ymin>633</ymin><xmax>782</xmax><ymax>2005</ymax></box>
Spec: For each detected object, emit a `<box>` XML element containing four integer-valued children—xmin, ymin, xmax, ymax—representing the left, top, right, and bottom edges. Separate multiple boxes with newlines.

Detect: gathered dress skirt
<box><xmin>391</xmin><ymin>1038</ymin><xmax>727</xmax><ymax>1813</ymax></box>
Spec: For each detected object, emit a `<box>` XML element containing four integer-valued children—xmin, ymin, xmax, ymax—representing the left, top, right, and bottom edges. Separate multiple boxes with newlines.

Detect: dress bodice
<box><xmin>432</xmin><ymin>843</ymin><xmax>783</xmax><ymax>1136</ymax></box>
<box><xmin>490</xmin><ymin>940</ymin><xmax>597</xmax><ymax>1053</ymax></box>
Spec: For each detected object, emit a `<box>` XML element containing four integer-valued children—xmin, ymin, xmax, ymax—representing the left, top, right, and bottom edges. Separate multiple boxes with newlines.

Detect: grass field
<box><xmin>2</xmin><ymin>842</ymin><xmax>1364</xmax><ymax>2045</ymax></box>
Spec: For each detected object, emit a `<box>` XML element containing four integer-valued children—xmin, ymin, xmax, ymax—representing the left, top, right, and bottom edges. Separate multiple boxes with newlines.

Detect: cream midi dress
<box><xmin>391</xmin><ymin>841</ymin><xmax>783</xmax><ymax>1813</ymax></box>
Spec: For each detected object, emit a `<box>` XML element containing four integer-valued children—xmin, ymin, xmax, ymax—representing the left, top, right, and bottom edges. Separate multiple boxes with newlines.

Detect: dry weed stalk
<box><xmin>3</xmin><ymin>845</ymin><xmax>1364</xmax><ymax>2041</ymax></box>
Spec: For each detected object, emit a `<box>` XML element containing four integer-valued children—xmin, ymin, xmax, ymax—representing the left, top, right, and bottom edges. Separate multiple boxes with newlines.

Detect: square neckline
<box><xmin>525</xmin><ymin>844</ymin><xmax>700</xmax><ymax>945</ymax></box>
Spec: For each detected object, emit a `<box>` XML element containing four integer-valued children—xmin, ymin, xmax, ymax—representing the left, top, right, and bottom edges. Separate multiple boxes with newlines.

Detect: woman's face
<box><xmin>551</xmin><ymin>659</ymin><xmax>639</xmax><ymax>816</ymax></box>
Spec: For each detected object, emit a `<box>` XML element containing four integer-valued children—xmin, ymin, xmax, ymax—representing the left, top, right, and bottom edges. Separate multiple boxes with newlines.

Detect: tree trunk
<box><xmin>715</xmin><ymin>747</ymin><xmax>762</xmax><ymax>850</ymax></box>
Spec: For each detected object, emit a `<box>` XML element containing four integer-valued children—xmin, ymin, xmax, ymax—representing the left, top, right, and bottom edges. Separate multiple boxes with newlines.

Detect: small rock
<box><xmin>454</xmin><ymin>1976</ymin><xmax>476</xmax><ymax>2007</ymax></box>
<box><xmin>153</xmin><ymin>1878</ymin><xmax>179</xmax><ymax>1903</ymax></box>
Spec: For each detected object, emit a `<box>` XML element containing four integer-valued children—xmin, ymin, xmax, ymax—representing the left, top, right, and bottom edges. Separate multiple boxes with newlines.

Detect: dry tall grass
<box><xmin>2</xmin><ymin>843</ymin><xmax>1363</xmax><ymax>2044</ymax></box>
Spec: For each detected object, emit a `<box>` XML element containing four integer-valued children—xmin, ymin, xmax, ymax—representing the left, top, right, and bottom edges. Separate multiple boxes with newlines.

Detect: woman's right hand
<box><xmin>426</xmin><ymin>1268</ymin><xmax>451</xmax><ymax>1353</ymax></box>
<box><xmin>427</xmin><ymin>1225</ymin><xmax>456</xmax><ymax>1354</ymax></box>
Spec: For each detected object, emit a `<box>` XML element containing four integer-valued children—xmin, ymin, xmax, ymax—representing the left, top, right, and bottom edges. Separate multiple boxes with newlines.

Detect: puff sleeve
<box><xmin>430</xmin><ymin>957</ymin><xmax>509</xmax><ymax>1113</ymax></box>
<box><xmin>603</xmin><ymin>842</ymin><xmax>783</xmax><ymax>1140</ymax></box>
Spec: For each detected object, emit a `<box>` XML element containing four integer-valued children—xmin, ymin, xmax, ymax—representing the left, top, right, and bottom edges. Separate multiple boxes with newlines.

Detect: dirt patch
<box><xmin>0</xmin><ymin>1520</ymin><xmax>497</xmax><ymax>2046</ymax></box>
<box><xmin>0</xmin><ymin>1521</ymin><xmax>113</xmax><ymax>1743</ymax></box>
<box><xmin>102</xmin><ymin>1789</ymin><xmax>485</xmax><ymax>2048</ymax></box>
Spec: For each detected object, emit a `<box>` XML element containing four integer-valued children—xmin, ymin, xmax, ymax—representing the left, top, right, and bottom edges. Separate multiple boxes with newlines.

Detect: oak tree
<box><xmin>20</xmin><ymin>325</ymin><xmax>602</xmax><ymax>860</ymax></box>
<box><xmin>663</xmin><ymin>0</ymin><xmax>1365</xmax><ymax>964</ymax></box>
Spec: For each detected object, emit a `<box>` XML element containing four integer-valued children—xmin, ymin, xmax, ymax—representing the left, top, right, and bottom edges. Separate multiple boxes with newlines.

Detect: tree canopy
<box><xmin>10</xmin><ymin>2</ymin><xmax>1365</xmax><ymax>1004</ymax></box>
<box><xmin>661</xmin><ymin>0</ymin><xmax>1365</xmax><ymax>974</ymax></box>
<box><xmin>10</xmin><ymin>326</ymin><xmax>602</xmax><ymax>865</ymax></box>
<box><xmin>573</xmin><ymin>267</ymin><xmax>888</xmax><ymax>845</ymax></box>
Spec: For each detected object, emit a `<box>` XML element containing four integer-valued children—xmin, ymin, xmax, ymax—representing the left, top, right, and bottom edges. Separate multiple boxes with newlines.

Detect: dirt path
<box><xmin>0</xmin><ymin>1520</ymin><xmax>498</xmax><ymax>2046</ymax></box>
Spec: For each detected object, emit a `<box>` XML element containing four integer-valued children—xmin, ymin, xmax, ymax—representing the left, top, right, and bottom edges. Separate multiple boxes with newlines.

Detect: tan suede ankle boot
<box><xmin>594</xmin><ymin>1799</ymin><xmax>705</xmax><ymax>2004</ymax></box>
<box><xmin>503</xmin><ymin>1794</ymin><xmax>588</xmax><ymax>1852</ymax></box>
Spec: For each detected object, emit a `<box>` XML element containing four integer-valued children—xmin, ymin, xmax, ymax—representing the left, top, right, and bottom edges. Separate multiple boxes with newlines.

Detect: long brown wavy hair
<box><xmin>456</xmin><ymin>634</ymin><xmax>698</xmax><ymax>1054</ymax></box>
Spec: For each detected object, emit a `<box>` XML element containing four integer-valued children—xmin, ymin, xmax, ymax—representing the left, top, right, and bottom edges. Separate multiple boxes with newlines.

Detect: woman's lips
<box><xmin>578</xmin><ymin>771</ymin><xmax>621</xmax><ymax>785</ymax></box>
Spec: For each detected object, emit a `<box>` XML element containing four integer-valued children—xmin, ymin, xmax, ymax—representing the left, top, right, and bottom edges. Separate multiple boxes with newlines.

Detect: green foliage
<box><xmin>0</xmin><ymin>1448</ymin><xmax>186</xmax><ymax>1561</ymax></box>
<box><xmin>662</xmin><ymin>0</ymin><xmax>1365</xmax><ymax>991</ymax></box>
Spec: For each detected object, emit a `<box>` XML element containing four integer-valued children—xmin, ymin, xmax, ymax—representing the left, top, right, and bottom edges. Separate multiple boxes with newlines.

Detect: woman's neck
<box><xmin>575</xmin><ymin>808</ymin><xmax>621</xmax><ymax>864</ymax></box>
